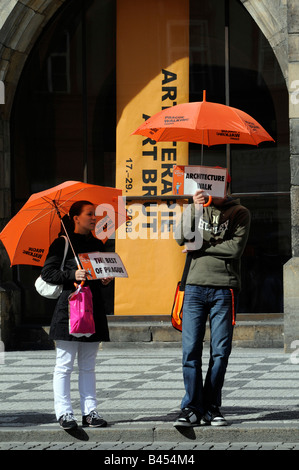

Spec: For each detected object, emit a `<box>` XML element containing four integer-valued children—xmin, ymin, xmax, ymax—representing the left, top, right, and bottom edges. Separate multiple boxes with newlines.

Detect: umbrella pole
<box><xmin>60</xmin><ymin>218</ymin><xmax>83</xmax><ymax>269</ymax></box>
<box><xmin>201</xmin><ymin>127</ymin><xmax>204</xmax><ymax>165</ymax></box>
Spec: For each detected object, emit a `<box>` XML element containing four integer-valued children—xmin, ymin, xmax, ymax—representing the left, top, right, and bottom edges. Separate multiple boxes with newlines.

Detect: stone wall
<box><xmin>285</xmin><ymin>0</ymin><xmax>299</xmax><ymax>352</ymax></box>
<box><xmin>242</xmin><ymin>0</ymin><xmax>299</xmax><ymax>352</ymax></box>
<box><xmin>0</xmin><ymin>0</ymin><xmax>67</xmax><ymax>346</ymax></box>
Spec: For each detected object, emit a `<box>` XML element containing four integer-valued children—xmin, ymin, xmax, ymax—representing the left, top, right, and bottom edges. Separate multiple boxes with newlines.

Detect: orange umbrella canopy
<box><xmin>0</xmin><ymin>181</ymin><xmax>126</xmax><ymax>267</ymax></box>
<box><xmin>132</xmin><ymin>91</ymin><xmax>274</xmax><ymax>146</ymax></box>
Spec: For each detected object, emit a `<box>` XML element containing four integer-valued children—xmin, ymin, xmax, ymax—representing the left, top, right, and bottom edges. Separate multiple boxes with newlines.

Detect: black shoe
<box><xmin>202</xmin><ymin>406</ymin><xmax>228</xmax><ymax>426</ymax></box>
<box><xmin>58</xmin><ymin>413</ymin><xmax>78</xmax><ymax>430</ymax></box>
<box><xmin>82</xmin><ymin>410</ymin><xmax>107</xmax><ymax>428</ymax></box>
<box><xmin>173</xmin><ymin>408</ymin><xmax>202</xmax><ymax>427</ymax></box>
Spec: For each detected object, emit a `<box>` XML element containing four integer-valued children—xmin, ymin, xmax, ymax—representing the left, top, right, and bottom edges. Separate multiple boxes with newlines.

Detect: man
<box><xmin>173</xmin><ymin>179</ymin><xmax>251</xmax><ymax>427</ymax></box>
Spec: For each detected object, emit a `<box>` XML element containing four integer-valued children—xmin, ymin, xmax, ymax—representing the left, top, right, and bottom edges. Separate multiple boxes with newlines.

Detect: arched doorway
<box><xmin>8</xmin><ymin>0</ymin><xmax>289</xmax><ymax>326</ymax></box>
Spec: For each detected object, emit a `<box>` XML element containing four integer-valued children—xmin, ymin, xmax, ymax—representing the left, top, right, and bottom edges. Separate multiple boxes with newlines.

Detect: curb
<box><xmin>1</xmin><ymin>423</ymin><xmax>299</xmax><ymax>443</ymax></box>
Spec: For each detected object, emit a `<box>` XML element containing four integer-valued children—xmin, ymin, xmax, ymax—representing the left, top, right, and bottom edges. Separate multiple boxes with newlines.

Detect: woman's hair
<box><xmin>60</xmin><ymin>200</ymin><xmax>94</xmax><ymax>235</ymax></box>
<box><xmin>69</xmin><ymin>200</ymin><xmax>94</xmax><ymax>221</ymax></box>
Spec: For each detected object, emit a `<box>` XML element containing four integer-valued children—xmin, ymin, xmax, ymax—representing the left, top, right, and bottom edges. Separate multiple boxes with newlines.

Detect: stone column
<box><xmin>285</xmin><ymin>122</ymin><xmax>299</xmax><ymax>351</ymax></box>
<box><xmin>284</xmin><ymin>258</ymin><xmax>299</xmax><ymax>352</ymax></box>
<box><xmin>284</xmin><ymin>0</ymin><xmax>299</xmax><ymax>352</ymax></box>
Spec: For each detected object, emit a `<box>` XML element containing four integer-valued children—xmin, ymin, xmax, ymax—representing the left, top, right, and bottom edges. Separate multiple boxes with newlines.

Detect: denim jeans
<box><xmin>181</xmin><ymin>285</ymin><xmax>237</xmax><ymax>414</ymax></box>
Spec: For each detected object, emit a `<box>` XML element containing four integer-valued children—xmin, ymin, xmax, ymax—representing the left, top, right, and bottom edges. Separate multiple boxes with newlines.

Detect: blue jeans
<box><xmin>181</xmin><ymin>285</ymin><xmax>237</xmax><ymax>414</ymax></box>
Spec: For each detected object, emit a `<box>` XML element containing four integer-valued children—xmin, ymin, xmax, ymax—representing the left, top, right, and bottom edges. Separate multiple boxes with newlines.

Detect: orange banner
<box><xmin>115</xmin><ymin>0</ymin><xmax>189</xmax><ymax>315</ymax></box>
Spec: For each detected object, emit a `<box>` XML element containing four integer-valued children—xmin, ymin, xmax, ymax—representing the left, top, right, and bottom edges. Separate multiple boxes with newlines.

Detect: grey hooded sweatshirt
<box><xmin>174</xmin><ymin>197</ymin><xmax>251</xmax><ymax>291</ymax></box>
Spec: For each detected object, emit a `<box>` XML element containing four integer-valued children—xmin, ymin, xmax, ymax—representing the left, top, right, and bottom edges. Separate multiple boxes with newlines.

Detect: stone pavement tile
<box><xmin>135</xmin><ymin>442</ymin><xmax>176</xmax><ymax>451</ymax></box>
<box><xmin>226</xmin><ymin>442</ymin><xmax>251</xmax><ymax>450</ymax></box>
<box><xmin>239</xmin><ymin>443</ymin><xmax>262</xmax><ymax>450</ymax></box>
<box><xmin>145</xmin><ymin>442</ymin><xmax>179</xmax><ymax>450</ymax></box>
<box><xmin>0</xmin><ymin>442</ymin><xmax>24</xmax><ymax>450</ymax></box>
<box><xmin>62</xmin><ymin>442</ymin><xmax>102</xmax><ymax>450</ymax></box>
<box><xmin>41</xmin><ymin>442</ymin><xmax>75</xmax><ymax>450</ymax></box>
<box><xmin>192</xmin><ymin>442</ymin><xmax>214</xmax><ymax>450</ymax></box>
<box><xmin>171</xmin><ymin>442</ymin><xmax>198</xmax><ymax>450</ymax></box>
<box><xmin>208</xmin><ymin>442</ymin><xmax>231</xmax><ymax>450</ymax></box>
<box><xmin>116</xmin><ymin>442</ymin><xmax>154</xmax><ymax>451</ymax></box>
<box><xmin>274</xmin><ymin>443</ymin><xmax>299</xmax><ymax>450</ymax></box>
<box><xmin>49</xmin><ymin>441</ymin><xmax>131</xmax><ymax>451</ymax></box>
<box><xmin>0</xmin><ymin>442</ymin><xmax>45</xmax><ymax>450</ymax></box>
<box><xmin>99</xmin><ymin>441</ymin><xmax>141</xmax><ymax>451</ymax></box>
<box><xmin>258</xmin><ymin>442</ymin><xmax>284</xmax><ymax>450</ymax></box>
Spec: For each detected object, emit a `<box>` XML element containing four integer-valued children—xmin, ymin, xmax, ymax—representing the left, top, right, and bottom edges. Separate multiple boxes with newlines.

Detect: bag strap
<box><xmin>60</xmin><ymin>235</ymin><xmax>69</xmax><ymax>271</ymax></box>
<box><xmin>179</xmin><ymin>252</ymin><xmax>192</xmax><ymax>291</ymax></box>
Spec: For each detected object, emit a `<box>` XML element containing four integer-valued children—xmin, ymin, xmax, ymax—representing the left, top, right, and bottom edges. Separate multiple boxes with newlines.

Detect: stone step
<box><xmin>106</xmin><ymin>314</ymin><xmax>283</xmax><ymax>348</ymax></box>
<box><xmin>14</xmin><ymin>313</ymin><xmax>283</xmax><ymax>350</ymax></box>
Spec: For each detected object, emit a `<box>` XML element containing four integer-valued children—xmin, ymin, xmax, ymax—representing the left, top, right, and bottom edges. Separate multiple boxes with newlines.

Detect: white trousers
<box><xmin>53</xmin><ymin>340</ymin><xmax>99</xmax><ymax>420</ymax></box>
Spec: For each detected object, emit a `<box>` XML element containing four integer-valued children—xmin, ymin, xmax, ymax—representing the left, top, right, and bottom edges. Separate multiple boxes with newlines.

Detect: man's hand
<box><xmin>193</xmin><ymin>189</ymin><xmax>206</xmax><ymax>206</ymax></box>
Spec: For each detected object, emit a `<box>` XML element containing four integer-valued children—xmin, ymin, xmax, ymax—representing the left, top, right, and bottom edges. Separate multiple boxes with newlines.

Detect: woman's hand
<box><xmin>75</xmin><ymin>269</ymin><xmax>112</xmax><ymax>285</ymax></box>
<box><xmin>75</xmin><ymin>268</ymin><xmax>88</xmax><ymax>282</ymax></box>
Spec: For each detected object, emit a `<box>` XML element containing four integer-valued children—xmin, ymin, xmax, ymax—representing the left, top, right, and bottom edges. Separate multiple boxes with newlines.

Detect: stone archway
<box><xmin>0</xmin><ymin>0</ymin><xmax>69</xmax><ymax>222</ymax></box>
<box><xmin>241</xmin><ymin>0</ymin><xmax>288</xmax><ymax>81</ymax></box>
<box><xmin>0</xmin><ymin>1</ymin><xmax>69</xmax><ymax>345</ymax></box>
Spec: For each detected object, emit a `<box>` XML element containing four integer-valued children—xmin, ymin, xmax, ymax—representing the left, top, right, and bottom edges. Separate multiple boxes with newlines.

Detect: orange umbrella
<box><xmin>132</xmin><ymin>90</ymin><xmax>274</xmax><ymax>147</ymax></box>
<box><xmin>0</xmin><ymin>181</ymin><xmax>126</xmax><ymax>267</ymax></box>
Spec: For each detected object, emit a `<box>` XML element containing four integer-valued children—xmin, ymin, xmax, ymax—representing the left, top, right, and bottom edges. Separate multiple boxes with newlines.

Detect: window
<box><xmin>47</xmin><ymin>31</ymin><xmax>70</xmax><ymax>93</ymax></box>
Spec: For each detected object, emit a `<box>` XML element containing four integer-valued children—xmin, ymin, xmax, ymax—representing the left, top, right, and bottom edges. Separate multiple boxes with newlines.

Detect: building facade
<box><xmin>0</xmin><ymin>0</ymin><xmax>298</xmax><ymax>351</ymax></box>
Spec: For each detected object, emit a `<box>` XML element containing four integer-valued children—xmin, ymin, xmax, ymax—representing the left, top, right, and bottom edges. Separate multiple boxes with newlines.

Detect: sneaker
<box><xmin>58</xmin><ymin>413</ymin><xmax>78</xmax><ymax>430</ymax></box>
<box><xmin>173</xmin><ymin>408</ymin><xmax>202</xmax><ymax>427</ymax></box>
<box><xmin>82</xmin><ymin>410</ymin><xmax>107</xmax><ymax>428</ymax></box>
<box><xmin>202</xmin><ymin>406</ymin><xmax>228</xmax><ymax>426</ymax></box>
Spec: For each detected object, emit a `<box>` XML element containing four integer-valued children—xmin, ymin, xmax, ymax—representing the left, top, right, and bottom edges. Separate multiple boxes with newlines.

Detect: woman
<box><xmin>41</xmin><ymin>200</ymin><xmax>112</xmax><ymax>430</ymax></box>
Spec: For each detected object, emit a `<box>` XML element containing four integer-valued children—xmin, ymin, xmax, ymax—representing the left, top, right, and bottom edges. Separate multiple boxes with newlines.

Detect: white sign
<box><xmin>78</xmin><ymin>252</ymin><xmax>128</xmax><ymax>279</ymax></box>
<box><xmin>173</xmin><ymin>165</ymin><xmax>227</xmax><ymax>197</ymax></box>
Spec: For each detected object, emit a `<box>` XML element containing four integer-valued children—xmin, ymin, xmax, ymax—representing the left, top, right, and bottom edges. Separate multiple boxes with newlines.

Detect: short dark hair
<box><xmin>69</xmin><ymin>200</ymin><xmax>94</xmax><ymax>220</ymax></box>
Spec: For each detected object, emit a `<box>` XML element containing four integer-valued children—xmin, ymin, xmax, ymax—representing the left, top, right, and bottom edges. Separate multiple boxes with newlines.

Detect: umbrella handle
<box><xmin>74</xmin><ymin>281</ymin><xmax>85</xmax><ymax>289</ymax></box>
<box><xmin>203</xmin><ymin>195</ymin><xmax>212</xmax><ymax>207</ymax></box>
